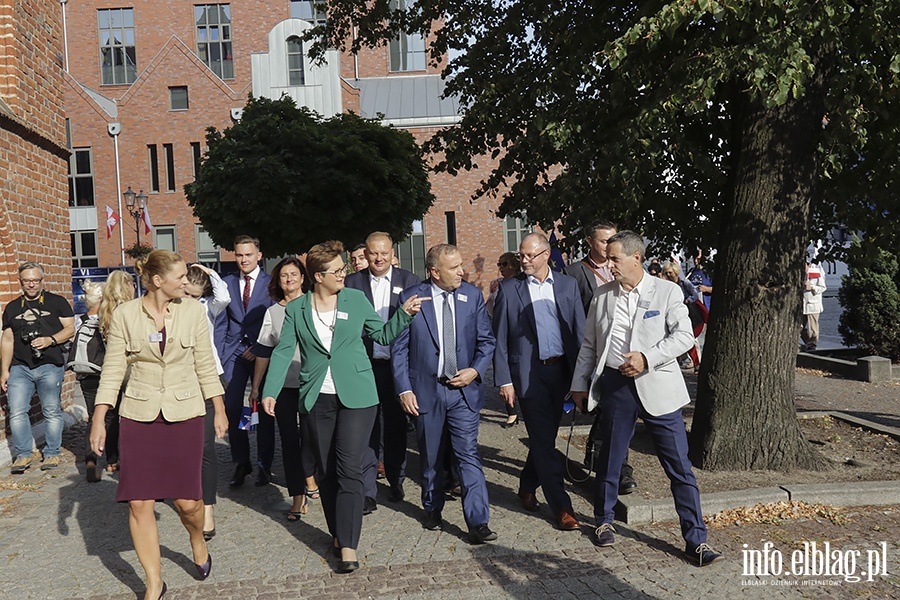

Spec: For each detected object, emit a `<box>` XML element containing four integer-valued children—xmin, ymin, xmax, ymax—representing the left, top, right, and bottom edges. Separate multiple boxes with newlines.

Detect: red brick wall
<box><xmin>0</xmin><ymin>0</ymin><xmax>75</xmax><ymax>443</ymax></box>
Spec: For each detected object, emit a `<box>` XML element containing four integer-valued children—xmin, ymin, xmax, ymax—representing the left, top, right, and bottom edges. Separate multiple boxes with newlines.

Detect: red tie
<box><xmin>243</xmin><ymin>275</ymin><xmax>251</xmax><ymax>310</ymax></box>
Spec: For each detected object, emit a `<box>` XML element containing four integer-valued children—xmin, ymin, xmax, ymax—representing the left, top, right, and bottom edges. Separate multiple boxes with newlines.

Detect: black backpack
<box><xmin>66</xmin><ymin>316</ymin><xmax>106</xmax><ymax>375</ymax></box>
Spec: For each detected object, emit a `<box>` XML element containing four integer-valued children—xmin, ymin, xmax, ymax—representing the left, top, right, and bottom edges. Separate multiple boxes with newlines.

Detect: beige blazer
<box><xmin>571</xmin><ymin>275</ymin><xmax>694</xmax><ymax>417</ymax></box>
<box><xmin>96</xmin><ymin>297</ymin><xmax>224</xmax><ymax>422</ymax></box>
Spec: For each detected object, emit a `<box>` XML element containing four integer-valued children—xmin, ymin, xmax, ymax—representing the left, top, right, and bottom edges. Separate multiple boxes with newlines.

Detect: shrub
<box><xmin>838</xmin><ymin>249</ymin><xmax>900</xmax><ymax>361</ymax></box>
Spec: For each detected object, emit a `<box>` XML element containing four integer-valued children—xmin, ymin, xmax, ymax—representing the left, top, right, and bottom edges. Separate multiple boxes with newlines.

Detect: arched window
<box><xmin>287</xmin><ymin>36</ymin><xmax>305</xmax><ymax>85</ymax></box>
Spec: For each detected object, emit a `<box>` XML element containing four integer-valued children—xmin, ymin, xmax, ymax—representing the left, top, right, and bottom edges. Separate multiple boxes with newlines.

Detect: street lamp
<box><xmin>123</xmin><ymin>185</ymin><xmax>149</xmax><ymax>246</ymax></box>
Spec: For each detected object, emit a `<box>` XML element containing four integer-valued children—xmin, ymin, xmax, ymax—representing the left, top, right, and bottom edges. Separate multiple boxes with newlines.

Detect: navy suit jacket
<box><xmin>214</xmin><ymin>270</ymin><xmax>274</xmax><ymax>381</ymax></box>
<box><xmin>492</xmin><ymin>272</ymin><xmax>585</xmax><ymax>398</ymax></box>
<box><xmin>344</xmin><ymin>266</ymin><xmax>421</xmax><ymax>358</ymax></box>
<box><xmin>391</xmin><ymin>280</ymin><xmax>496</xmax><ymax>413</ymax></box>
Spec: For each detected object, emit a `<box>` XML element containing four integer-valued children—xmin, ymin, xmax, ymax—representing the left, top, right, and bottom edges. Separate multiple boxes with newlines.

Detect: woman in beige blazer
<box><xmin>90</xmin><ymin>250</ymin><xmax>226</xmax><ymax>600</ymax></box>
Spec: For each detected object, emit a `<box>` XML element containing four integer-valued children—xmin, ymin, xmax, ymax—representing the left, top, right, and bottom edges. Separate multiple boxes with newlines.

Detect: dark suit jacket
<box><xmin>391</xmin><ymin>280</ymin><xmax>495</xmax><ymax>413</ymax></box>
<box><xmin>214</xmin><ymin>270</ymin><xmax>273</xmax><ymax>381</ymax></box>
<box><xmin>492</xmin><ymin>272</ymin><xmax>585</xmax><ymax>398</ymax></box>
<box><xmin>344</xmin><ymin>266</ymin><xmax>421</xmax><ymax>357</ymax></box>
<box><xmin>261</xmin><ymin>288</ymin><xmax>413</xmax><ymax>414</ymax></box>
<box><xmin>563</xmin><ymin>260</ymin><xmax>605</xmax><ymax>315</ymax></box>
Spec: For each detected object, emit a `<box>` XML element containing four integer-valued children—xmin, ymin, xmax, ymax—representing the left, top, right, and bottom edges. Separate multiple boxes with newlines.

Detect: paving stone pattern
<box><xmin>0</xmin><ymin>372</ymin><xmax>898</xmax><ymax>599</ymax></box>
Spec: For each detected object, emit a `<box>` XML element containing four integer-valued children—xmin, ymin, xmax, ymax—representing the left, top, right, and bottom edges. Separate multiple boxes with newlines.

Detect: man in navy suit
<box><xmin>215</xmin><ymin>234</ymin><xmax>275</xmax><ymax>487</ymax></box>
<box><xmin>492</xmin><ymin>233</ymin><xmax>585</xmax><ymax>531</ymax></box>
<box><xmin>344</xmin><ymin>231</ymin><xmax>421</xmax><ymax>512</ymax></box>
<box><xmin>392</xmin><ymin>244</ymin><xmax>497</xmax><ymax>544</ymax></box>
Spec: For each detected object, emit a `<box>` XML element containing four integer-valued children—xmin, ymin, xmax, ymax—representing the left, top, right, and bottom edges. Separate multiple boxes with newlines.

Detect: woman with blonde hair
<box><xmin>90</xmin><ymin>251</ymin><xmax>226</xmax><ymax>600</ymax></box>
<box><xmin>74</xmin><ymin>280</ymin><xmax>114</xmax><ymax>481</ymax></box>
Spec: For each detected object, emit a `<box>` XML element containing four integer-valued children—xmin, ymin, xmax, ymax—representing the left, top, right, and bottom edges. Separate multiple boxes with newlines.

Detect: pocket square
<box><xmin>643</xmin><ymin>310</ymin><xmax>660</xmax><ymax>319</ymax></box>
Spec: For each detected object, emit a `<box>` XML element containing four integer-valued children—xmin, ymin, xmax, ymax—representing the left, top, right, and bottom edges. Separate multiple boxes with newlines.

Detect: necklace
<box><xmin>312</xmin><ymin>294</ymin><xmax>337</xmax><ymax>332</ymax></box>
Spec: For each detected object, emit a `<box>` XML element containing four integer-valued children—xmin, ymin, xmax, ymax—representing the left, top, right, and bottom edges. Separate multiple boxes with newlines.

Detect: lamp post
<box><xmin>123</xmin><ymin>185</ymin><xmax>149</xmax><ymax>246</ymax></box>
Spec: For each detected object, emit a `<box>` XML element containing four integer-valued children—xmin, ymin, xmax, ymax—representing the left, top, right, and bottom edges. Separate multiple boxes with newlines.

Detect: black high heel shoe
<box><xmin>157</xmin><ymin>582</ymin><xmax>168</xmax><ymax>599</ymax></box>
<box><xmin>195</xmin><ymin>553</ymin><xmax>212</xmax><ymax>580</ymax></box>
<box><xmin>500</xmin><ymin>415</ymin><xmax>519</xmax><ymax>429</ymax></box>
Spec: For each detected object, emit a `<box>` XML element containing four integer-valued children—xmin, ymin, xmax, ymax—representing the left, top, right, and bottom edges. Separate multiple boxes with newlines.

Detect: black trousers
<box><xmin>307</xmin><ymin>393</ymin><xmax>377</xmax><ymax>550</ymax></box>
<box><xmin>363</xmin><ymin>361</ymin><xmax>408</xmax><ymax>496</ymax></box>
<box><xmin>79</xmin><ymin>376</ymin><xmax>119</xmax><ymax>465</ymax></box>
<box><xmin>202</xmin><ymin>398</ymin><xmax>217</xmax><ymax>505</ymax></box>
<box><xmin>274</xmin><ymin>387</ymin><xmax>315</xmax><ymax>497</ymax></box>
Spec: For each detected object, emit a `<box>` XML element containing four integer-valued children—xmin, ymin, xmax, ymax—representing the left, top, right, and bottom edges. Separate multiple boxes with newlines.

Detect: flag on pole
<box><xmin>142</xmin><ymin>205</ymin><xmax>153</xmax><ymax>234</ymax></box>
<box><xmin>105</xmin><ymin>205</ymin><xmax>120</xmax><ymax>239</ymax></box>
<box><xmin>548</xmin><ymin>230</ymin><xmax>567</xmax><ymax>272</ymax></box>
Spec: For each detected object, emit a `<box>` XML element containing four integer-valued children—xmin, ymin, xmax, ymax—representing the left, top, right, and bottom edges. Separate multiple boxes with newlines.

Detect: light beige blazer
<box><xmin>96</xmin><ymin>297</ymin><xmax>224</xmax><ymax>422</ymax></box>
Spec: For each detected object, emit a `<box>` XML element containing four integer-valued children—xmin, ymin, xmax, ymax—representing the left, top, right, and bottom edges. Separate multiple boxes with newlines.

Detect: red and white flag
<box><xmin>142</xmin><ymin>205</ymin><xmax>153</xmax><ymax>234</ymax></box>
<box><xmin>105</xmin><ymin>205</ymin><xmax>120</xmax><ymax>239</ymax></box>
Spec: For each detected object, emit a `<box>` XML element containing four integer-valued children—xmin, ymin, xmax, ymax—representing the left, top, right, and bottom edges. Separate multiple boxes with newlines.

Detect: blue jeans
<box><xmin>7</xmin><ymin>364</ymin><xmax>65</xmax><ymax>458</ymax></box>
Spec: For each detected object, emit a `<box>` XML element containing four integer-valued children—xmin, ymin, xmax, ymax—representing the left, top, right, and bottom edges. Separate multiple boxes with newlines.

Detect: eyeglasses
<box><xmin>20</xmin><ymin>279</ymin><xmax>43</xmax><ymax>285</ymax></box>
<box><xmin>519</xmin><ymin>249</ymin><xmax>549</xmax><ymax>262</ymax></box>
<box><xmin>320</xmin><ymin>265</ymin><xmax>347</xmax><ymax>278</ymax></box>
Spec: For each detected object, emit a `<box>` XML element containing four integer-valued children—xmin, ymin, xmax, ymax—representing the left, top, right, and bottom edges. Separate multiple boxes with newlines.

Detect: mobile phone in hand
<box><xmin>563</xmin><ymin>393</ymin><xmax>575</xmax><ymax>413</ymax></box>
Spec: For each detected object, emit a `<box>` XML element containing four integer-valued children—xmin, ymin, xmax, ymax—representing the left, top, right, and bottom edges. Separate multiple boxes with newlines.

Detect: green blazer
<box><xmin>261</xmin><ymin>287</ymin><xmax>413</xmax><ymax>414</ymax></box>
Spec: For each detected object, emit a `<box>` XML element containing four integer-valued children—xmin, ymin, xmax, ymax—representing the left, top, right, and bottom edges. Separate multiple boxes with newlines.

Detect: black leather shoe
<box><xmin>194</xmin><ymin>553</ymin><xmax>212</xmax><ymax>580</ymax></box>
<box><xmin>389</xmin><ymin>483</ymin><xmax>405</xmax><ymax>502</ymax></box>
<box><xmin>255</xmin><ymin>466</ymin><xmax>272</xmax><ymax>487</ymax></box>
<box><xmin>467</xmin><ymin>523</ymin><xmax>498</xmax><ymax>544</ymax></box>
<box><xmin>337</xmin><ymin>560</ymin><xmax>359</xmax><ymax>573</ymax></box>
<box><xmin>422</xmin><ymin>510</ymin><xmax>443</xmax><ymax>531</ymax></box>
<box><xmin>686</xmin><ymin>543</ymin><xmax>724</xmax><ymax>566</ymax></box>
<box><xmin>229</xmin><ymin>463</ymin><xmax>252</xmax><ymax>488</ymax></box>
<box><xmin>363</xmin><ymin>496</ymin><xmax>377</xmax><ymax>515</ymax></box>
<box><xmin>618</xmin><ymin>472</ymin><xmax>638</xmax><ymax>495</ymax></box>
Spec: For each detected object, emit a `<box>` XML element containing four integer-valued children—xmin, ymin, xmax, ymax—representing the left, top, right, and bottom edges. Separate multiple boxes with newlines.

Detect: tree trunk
<box><xmin>689</xmin><ymin>87</ymin><xmax>830</xmax><ymax>471</ymax></box>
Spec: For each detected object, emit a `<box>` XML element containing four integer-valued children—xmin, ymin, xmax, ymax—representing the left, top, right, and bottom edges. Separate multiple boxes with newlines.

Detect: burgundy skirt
<box><xmin>116</xmin><ymin>414</ymin><xmax>204</xmax><ymax>502</ymax></box>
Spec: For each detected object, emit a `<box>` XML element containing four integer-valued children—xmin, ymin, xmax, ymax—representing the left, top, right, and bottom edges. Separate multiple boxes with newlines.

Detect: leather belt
<box><xmin>540</xmin><ymin>356</ymin><xmax>564</xmax><ymax>366</ymax></box>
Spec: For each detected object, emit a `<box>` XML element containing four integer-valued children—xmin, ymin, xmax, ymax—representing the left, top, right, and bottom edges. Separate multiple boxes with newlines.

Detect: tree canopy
<box><xmin>185</xmin><ymin>96</ymin><xmax>434</xmax><ymax>256</ymax></box>
<box><xmin>310</xmin><ymin>1</ymin><xmax>900</xmax><ymax>470</ymax></box>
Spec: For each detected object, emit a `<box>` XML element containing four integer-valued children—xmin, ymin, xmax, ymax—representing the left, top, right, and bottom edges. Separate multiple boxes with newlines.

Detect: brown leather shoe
<box><xmin>518</xmin><ymin>489</ymin><xmax>540</xmax><ymax>512</ymax></box>
<box><xmin>557</xmin><ymin>509</ymin><xmax>580</xmax><ymax>531</ymax></box>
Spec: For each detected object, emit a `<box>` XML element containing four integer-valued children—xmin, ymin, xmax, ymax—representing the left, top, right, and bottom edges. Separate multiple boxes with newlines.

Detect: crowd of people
<box><xmin>2</xmin><ymin>224</ymin><xmax>749</xmax><ymax>600</ymax></box>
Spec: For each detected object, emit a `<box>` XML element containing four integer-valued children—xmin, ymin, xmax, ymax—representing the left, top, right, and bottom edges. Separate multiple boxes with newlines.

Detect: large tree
<box><xmin>310</xmin><ymin>1</ymin><xmax>900</xmax><ymax>469</ymax></box>
<box><xmin>185</xmin><ymin>96</ymin><xmax>434</xmax><ymax>256</ymax></box>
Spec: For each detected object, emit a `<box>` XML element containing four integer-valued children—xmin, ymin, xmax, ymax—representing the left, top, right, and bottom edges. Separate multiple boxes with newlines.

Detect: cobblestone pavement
<box><xmin>1</xmin><ymin>372</ymin><xmax>898</xmax><ymax>599</ymax></box>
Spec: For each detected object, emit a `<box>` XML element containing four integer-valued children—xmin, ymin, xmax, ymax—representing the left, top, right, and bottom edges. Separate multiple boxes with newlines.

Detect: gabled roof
<box><xmin>348</xmin><ymin>74</ymin><xmax>461</xmax><ymax>128</ymax></box>
<box><xmin>74</xmin><ymin>82</ymin><xmax>118</xmax><ymax>118</ymax></box>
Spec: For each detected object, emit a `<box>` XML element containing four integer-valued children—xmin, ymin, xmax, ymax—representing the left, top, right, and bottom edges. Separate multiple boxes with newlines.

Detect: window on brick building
<box><xmin>504</xmin><ymin>216</ymin><xmax>532</xmax><ymax>253</ymax></box>
<box><xmin>290</xmin><ymin>0</ymin><xmax>327</xmax><ymax>25</ymax></box>
<box><xmin>191</xmin><ymin>142</ymin><xmax>203</xmax><ymax>178</ymax></box>
<box><xmin>68</xmin><ymin>148</ymin><xmax>95</xmax><ymax>207</ymax></box>
<box><xmin>196</xmin><ymin>225</ymin><xmax>220</xmax><ymax>262</ymax></box>
<box><xmin>98</xmin><ymin>8</ymin><xmax>138</xmax><ymax>85</ymax></box>
<box><xmin>71</xmin><ymin>231</ymin><xmax>100</xmax><ymax>268</ymax></box>
<box><xmin>445</xmin><ymin>211</ymin><xmax>456</xmax><ymax>246</ymax></box>
<box><xmin>195</xmin><ymin>4</ymin><xmax>234</xmax><ymax>79</ymax></box>
<box><xmin>148</xmin><ymin>144</ymin><xmax>160</xmax><ymax>192</ymax></box>
<box><xmin>287</xmin><ymin>36</ymin><xmax>305</xmax><ymax>86</ymax></box>
<box><xmin>164</xmin><ymin>143</ymin><xmax>176</xmax><ymax>192</ymax></box>
<box><xmin>388</xmin><ymin>0</ymin><xmax>426</xmax><ymax>72</ymax></box>
<box><xmin>154</xmin><ymin>226</ymin><xmax>177</xmax><ymax>252</ymax></box>
<box><xmin>170</xmin><ymin>86</ymin><xmax>189</xmax><ymax>110</ymax></box>
<box><xmin>394</xmin><ymin>219</ymin><xmax>426</xmax><ymax>278</ymax></box>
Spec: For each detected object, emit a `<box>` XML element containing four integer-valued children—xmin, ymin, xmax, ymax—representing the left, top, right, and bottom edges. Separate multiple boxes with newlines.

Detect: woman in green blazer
<box><xmin>261</xmin><ymin>240</ymin><xmax>426</xmax><ymax>574</ymax></box>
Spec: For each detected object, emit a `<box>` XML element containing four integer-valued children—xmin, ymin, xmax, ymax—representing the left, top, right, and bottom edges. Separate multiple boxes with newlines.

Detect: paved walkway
<box><xmin>0</xmin><ymin>371</ymin><xmax>898</xmax><ymax>599</ymax></box>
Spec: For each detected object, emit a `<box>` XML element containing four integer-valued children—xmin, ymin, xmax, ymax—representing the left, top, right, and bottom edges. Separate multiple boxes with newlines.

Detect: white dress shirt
<box><xmin>369</xmin><ymin>266</ymin><xmax>393</xmax><ymax>360</ymax></box>
<box><xmin>238</xmin><ymin>265</ymin><xmax>261</xmax><ymax>301</ymax></box>
<box><xmin>606</xmin><ymin>273</ymin><xmax>648</xmax><ymax>369</ymax></box>
<box><xmin>431</xmin><ymin>282</ymin><xmax>456</xmax><ymax>377</ymax></box>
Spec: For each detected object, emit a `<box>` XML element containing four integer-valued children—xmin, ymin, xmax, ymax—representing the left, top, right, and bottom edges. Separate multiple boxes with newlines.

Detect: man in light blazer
<box><xmin>570</xmin><ymin>231</ymin><xmax>722</xmax><ymax>566</ymax></box>
<box><xmin>215</xmin><ymin>235</ymin><xmax>275</xmax><ymax>487</ymax></box>
<box><xmin>345</xmin><ymin>231</ymin><xmax>421</xmax><ymax>510</ymax></box>
<box><xmin>392</xmin><ymin>244</ymin><xmax>498</xmax><ymax>544</ymax></box>
<box><xmin>492</xmin><ymin>233</ymin><xmax>584</xmax><ymax>531</ymax></box>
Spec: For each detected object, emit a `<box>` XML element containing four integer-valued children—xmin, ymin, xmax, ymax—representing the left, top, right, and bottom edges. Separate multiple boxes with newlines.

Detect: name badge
<box><xmin>149</xmin><ymin>332</ymin><xmax>164</xmax><ymax>342</ymax></box>
<box><xmin>458</xmin><ymin>294</ymin><xmax>468</xmax><ymax>302</ymax></box>
<box><xmin>336</xmin><ymin>311</ymin><xmax>349</xmax><ymax>320</ymax></box>
<box><xmin>638</xmin><ymin>299</ymin><xmax>651</xmax><ymax>309</ymax></box>
<box><xmin>392</xmin><ymin>286</ymin><xmax>403</xmax><ymax>295</ymax></box>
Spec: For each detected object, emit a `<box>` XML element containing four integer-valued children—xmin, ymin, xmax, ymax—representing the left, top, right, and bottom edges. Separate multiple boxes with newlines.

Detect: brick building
<box><xmin>62</xmin><ymin>0</ymin><xmax>533</xmax><ymax>294</ymax></box>
<box><xmin>1</xmin><ymin>0</ymin><xmax>76</xmax><ymax>457</ymax></box>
